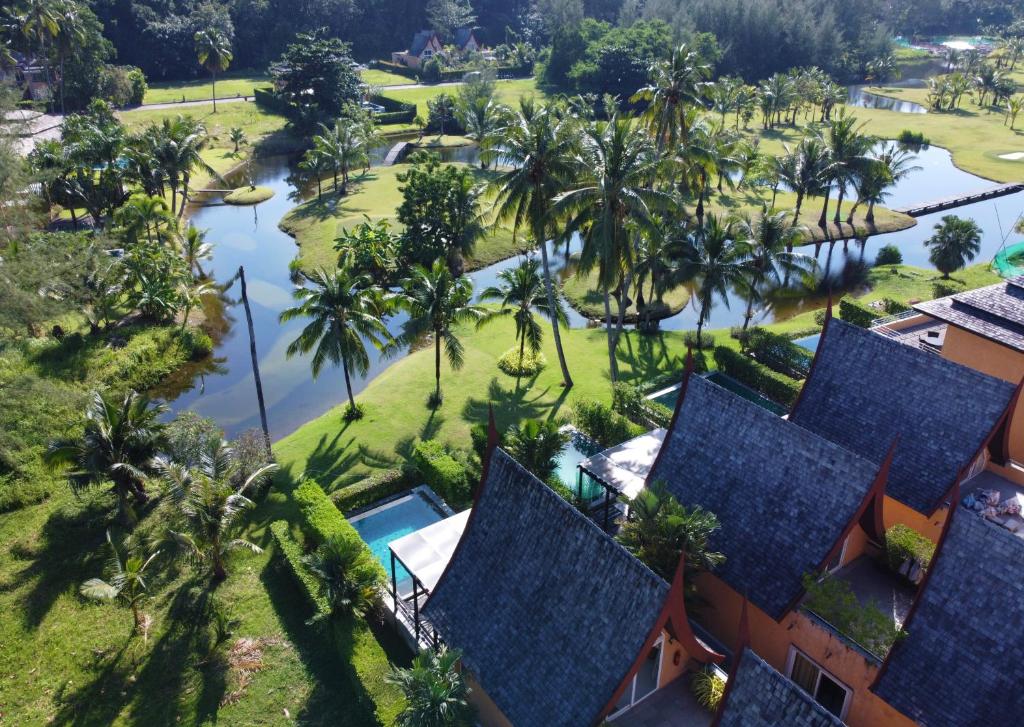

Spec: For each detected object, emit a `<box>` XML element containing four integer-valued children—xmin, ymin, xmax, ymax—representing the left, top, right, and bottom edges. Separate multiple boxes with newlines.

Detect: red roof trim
<box><xmin>644</xmin><ymin>348</ymin><xmax>694</xmax><ymax>487</ymax></box>
<box><xmin>778</xmin><ymin>437</ymin><xmax>897</xmax><ymax>620</ymax></box>
<box><xmin>595</xmin><ymin>553</ymin><xmax>723</xmax><ymax>725</ymax></box>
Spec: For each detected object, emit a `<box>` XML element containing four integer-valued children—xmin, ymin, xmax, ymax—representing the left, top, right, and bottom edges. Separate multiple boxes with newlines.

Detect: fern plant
<box><xmin>692</xmin><ymin>668</ymin><xmax>726</xmax><ymax>712</ymax></box>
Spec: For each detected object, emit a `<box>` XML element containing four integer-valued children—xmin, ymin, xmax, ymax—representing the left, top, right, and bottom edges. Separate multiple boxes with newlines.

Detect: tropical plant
<box><xmin>616</xmin><ymin>480</ymin><xmax>724</xmax><ymax>584</ymax></box>
<box><xmin>924</xmin><ymin>215</ymin><xmax>982</xmax><ymax>279</ymax></box>
<box><xmin>486</xmin><ymin>98</ymin><xmax>577</xmax><ymax>388</ymax></box>
<box><xmin>303</xmin><ymin>533</ymin><xmax>382</xmax><ymax>621</ymax></box>
<box><xmin>504</xmin><ymin>419</ymin><xmax>569</xmax><ymax>482</ymax></box>
<box><xmin>177</xmin><ymin>278</ymin><xmax>213</xmax><ymax>333</ymax></box>
<box><xmin>194</xmin><ymin>28</ymin><xmax>233</xmax><ymax>112</ymax></box>
<box><xmin>460</xmin><ymin>97</ymin><xmax>509</xmax><ymax>169</ymax></box>
<box><xmin>113</xmin><ymin>194</ymin><xmax>175</xmax><ymax>245</ymax></box>
<box><xmin>279</xmin><ymin>267</ymin><xmax>393</xmax><ymax>419</ymax></box>
<box><xmin>180</xmin><ymin>225</ymin><xmax>213</xmax><ymax>278</ymax></box>
<box><xmin>736</xmin><ymin>208</ymin><xmax>811</xmax><ymax>329</ymax></box>
<box><xmin>477</xmin><ymin>256</ymin><xmax>566</xmax><ymax>374</ymax></box>
<box><xmin>631</xmin><ymin>43</ymin><xmax>710</xmax><ymax>148</ymax></box>
<box><xmin>821</xmin><ymin>111</ymin><xmax>873</xmax><ymax>226</ymax></box>
<box><xmin>1005</xmin><ymin>95</ymin><xmax>1024</xmax><ymax>130</ymax></box>
<box><xmin>691</xmin><ymin>667</ymin><xmax>726</xmax><ymax>712</ymax></box>
<box><xmin>45</xmin><ymin>390</ymin><xmax>167</xmax><ymax>526</ymax></box>
<box><xmin>786</xmin><ymin>135</ymin><xmax>834</xmax><ymax>225</ymax></box>
<box><xmin>156</xmin><ymin>441</ymin><xmax>277</xmax><ymax>580</ymax></box>
<box><xmin>229</xmin><ymin>126</ymin><xmax>247</xmax><ymax>154</ymax></box>
<box><xmin>312</xmin><ymin>120</ymin><xmax>368</xmax><ymax>194</ymax></box>
<box><xmin>397</xmin><ymin>260</ymin><xmax>486</xmax><ymax>405</ymax></box>
<box><xmin>847</xmin><ymin>143</ymin><xmax>919</xmax><ymax>224</ymax></box>
<box><xmin>680</xmin><ymin>214</ymin><xmax>752</xmax><ymax>345</ymax></box>
<box><xmin>388</xmin><ymin>646</ymin><xmax>476</xmax><ymax>727</ymax></box>
<box><xmin>80</xmin><ymin>530</ymin><xmax>161</xmax><ymax>634</ymax></box>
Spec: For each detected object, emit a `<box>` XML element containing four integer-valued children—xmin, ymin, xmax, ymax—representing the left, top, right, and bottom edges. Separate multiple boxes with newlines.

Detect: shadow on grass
<box><xmin>617</xmin><ymin>332</ymin><xmax>685</xmax><ymax>387</ymax></box>
<box><xmin>461</xmin><ymin>377</ymin><xmax>554</xmax><ymax>431</ymax></box>
<box><xmin>49</xmin><ymin>642</ymin><xmax>134</xmax><ymax>726</ymax></box>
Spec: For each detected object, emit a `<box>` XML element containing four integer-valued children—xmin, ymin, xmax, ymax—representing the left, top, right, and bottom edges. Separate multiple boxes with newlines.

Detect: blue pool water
<box><xmin>793</xmin><ymin>333</ymin><xmax>822</xmax><ymax>353</ymax></box>
<box><xmin>348</xmin><ymin>491</ymin><xmax>445</xmax><ymax>591</ymax></box>
<box><xmin>555</xmin><ymin>430</ymin><xmax>605</xmax><ymax>500</ymax></box>
<box><xmin>649</xmin><ymin>372</ymin><xmax>787</xmax><ymax>416</ymax></box>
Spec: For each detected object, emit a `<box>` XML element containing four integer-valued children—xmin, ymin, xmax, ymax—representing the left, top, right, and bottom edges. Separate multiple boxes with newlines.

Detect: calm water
<box><xmin>164</xmin><ymin>136</ymin><xmax>1024</xmax><ymax>437</ymax></box>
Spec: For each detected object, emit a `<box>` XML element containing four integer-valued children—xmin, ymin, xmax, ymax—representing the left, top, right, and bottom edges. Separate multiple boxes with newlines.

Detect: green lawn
<box><xmin>380</xmin><ymin>77</ymin><xmax>544</xmax><ymax>121</ymax></box>
<box><xmin>279</xmin><ymin>164</ymin><xmax>526</xmax><ymax>273</ymax></box>
<box><xmin>143</xmin><ymin>72</ymin><xmax>272</xmax><ymax>105</ymax></box>
<box><xmin>361</xmin><ymin>69</ymin><xmax>414</xmax><ymax>87</ymax></box>
<box><xmin>562</xmin><ymin>257</ymin><xmax>693</xmax><ymax>321</ymax></box>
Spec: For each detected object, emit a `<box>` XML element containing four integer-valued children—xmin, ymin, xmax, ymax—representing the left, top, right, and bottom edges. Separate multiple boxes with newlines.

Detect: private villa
<box><xmin>376</xmin><ymin>297</ymin><xmax>1024</xmax><ymax>726</ymax></box>
<box><xmin>391</xmin><ymin>28</ymin><xmax>482</xmax><ymax>69</ymax></box>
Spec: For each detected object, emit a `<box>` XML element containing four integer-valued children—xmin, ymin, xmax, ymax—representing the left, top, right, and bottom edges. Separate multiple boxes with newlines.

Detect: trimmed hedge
<box><xmin>332</xmin><ymin>468</ymin><xmax>414</xmax><ymax>514</ymax></box>
<box><xmin>884</xmin><ymin>524</ymin><xmax>936</xmax><ymax>574</ymax></box>
<box><xmin>712</xmin><ymin>347</ymin><xmax>802</xmax><ymax>407</ymax></box>
<box><xmin>292</xmin><ymin>479</ymin><xmax>386</xmax><ymax>582</ymax></box>
<box><xmin>412</xmin><ymin>441</ymin><xmax>470</xmax><ymax>508</ymax></box>
<box><xmin>612</xmin><ymin>382</ymin><xmax>673</xmax><ymax>429</ymax></box>
<box><xmin>270</xmin><ymin>520</ymin><xmax>330</xmax><ymax>616</ymax></box>
<box><xmin>253</xmin><ymin>87</ymin><xmax>289</xmax><ymax>114</ymax></box>
<box><xmin>571</xmin><ymin>399</ymin><xmax>645</xmax><ymax>448</ymax></box>
<box><xmin>932</xmin><ymin>280</ymin><xmax>965</xmax><ymax>298</ymax></box>
<box><xmin>370</xmin><ymin>94</ymin><xmax>417</xmax><ymax>125</ymax></box>
<box><xmin>744</xmin><ymin>327</ymin><xmax>811</xmax><ymax>378</ymax></box>
<box><xmin>838</xmin><ymin>298</ymin><xmax>879</xmax><ymax>328</ymax></box>
<box><xmin>371</xmin><ymin>60</ymin><xmax>420</xmax><ymax>81</ymax></box>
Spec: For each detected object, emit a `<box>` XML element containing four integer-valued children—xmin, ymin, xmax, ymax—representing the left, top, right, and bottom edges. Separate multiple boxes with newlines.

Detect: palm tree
<box><xmin>737</xmin><ymin>208</ymin><xmax>811</xmax><ymax>329</ymax></box>
<box><xmin>477</xmin><ymin>256</ymin><xmax>566</xmax><ymax>374</ymax></box>
<box><xmin>821</xmin><ymin>112</ymin><xmax>873</xmax><ymax>226</ymax></box>
<box><xmin>279</xmin><ymin>267</ymin><xmax>393</xmax><ymax>419</ymax></box>
<box><xmin>441</xmin><ymin>171</ymin><xmax>486</xmax><ymax>277</ymax></box>
<box><xmin>681</xmin><ymin>214</ymin><xmax>752</xmax><ymax>345</ymax></box>
<box><xmin>486</xmin><ymin>99</ymin><xmax>577</xmax><ymax>388</ymax></box>
<box><xmin>151</xmin><ymin>116</ymin><xmax>218</xmax><ymax>216</ymax></box>
<box><xmin>229</xmin><ymin>126</ymin><xmax>247</xmax><ymax>154</ymax></box>
<box><xmin>298</xmin><ymin>149</ymin><xmax>328</xmax><ymax>201</ymax></box>
<box><xmin>177</xmin><ymin>278</ymin><xmax>213</xmax><ymax>333</ymax></box>
<box><xmin>156</xmin><ymin>442</ymin><xmax>277</xmax><ymax>581</ymax></box>
<box><xmin>791</xmin><ymin>135</ymin><xmax>835</xmax><ymax>227</ymax></box>
<box><xmin>14</xmin><ymin>0</ymin><xmax>59</xmax><ymax>101</ymax></box>
<box><xmin>1005</xmin><ymin>95</ymin><xmax>1024</xmax><ymax>129</ymax></box>
<box><xmin>846</xmin><ymin>143</ymin><xmax>919</xmax><ymax>224</ymax></box>
<box><xmin>194</xmin><ymin>28</ymin><xmax>233</xmax><ymax>112</ymax></box>
<box><xmin>631</xmin><ymin>43</ymin><xmax>710</xmax><ymax>149</ymax></box>
<box><xmin>114</xmin><ymin>195</ymin><xmax>175</xmax><ymax>246</ymax></box>
<box><xmin>616</xmin><ymin>480</ymin><xmax>724</xmax><ymax>585</ymax></box>
<box><xmin>80</xmin><ymin>530</ymin><xmax>161</xmax><ymax>634</ymax></box>
<box><xmin>504</xmin><ymin>419</ymin><xmax>569</xmax><ymax>482</ymax></box>
<box><xmin>313</xmin><ymin>120</ymin><xmax>368</xmax><ymax>194</ymax></box>
<box><xmin>924</xmin><ymin>215</ymin><xmax>982</xmax><ymax>279</ymax></box>
<box><xmin>556</xmin><ymin>115</ymin><xmax>673</xmax><ymax>382</ymax></box>
<box><xmin>388</xmin><ymin>647</ymin><xmax>476</xmax><ymax>727</ymax></box>
<box><xmin>180</xmin><ymin>225</ymin><xmax>213</xmax><ymax>278</ymax></box>
<box><xmin>398</xmin><ymin>261</ymin><xmax>487</xmax><ymax>406</ymax></box>
<box><xmin>303</xmin><ymin>534</ymin><xmax>382</xmax><ymax>621</ymax></box>
<box><xmin>52</xmin><ymin>0</ymin><xmax>85</xmax><ymax>115</ymax></box>
<box><xmin>461</xmin><ymin>97</ymin><xmax>510</xmax><ymax>169</ymax></box>
<box><xmin>45</xmin><ymin>390</ymin><xmax>167</xmax><ymax>526</ymax></box>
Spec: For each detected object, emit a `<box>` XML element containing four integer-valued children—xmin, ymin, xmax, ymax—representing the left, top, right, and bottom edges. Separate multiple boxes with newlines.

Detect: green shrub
<box><xmin>712</xmin><ymin>347</ymin><xmax>802</xmax><ymax>406</ymax></box>
<box><xmin>881</xmin><ymin>298</ymin><xmax>911</xmax><ymax>315</ymax></box>
<box><xmin>884</xmin><ymin>524</ymin><xmax>935</xmax><ymax>574</ymax></box>
<box><xmin>691</xmin><ymin>668</ymin><xmax>726</xmax><ymax>712</ymax></box>
<box><xmin>838</xmin><ymin>298</ymin><xmax>879</xmax><ymax>328</ymax></box>
<box><xmin>875</xmin><ymin>244</ymin><xmax>903</xmax><ymax>266</ymax></box>
<box><xmin>292</xmin><ymin>479</ymin><xmax>387</xmax><ymax>582</ymax></box>
<box><xmin>412</xmin><ymin>440</ymin><xmax>470</xmax><ymax>508</ymax></box>
<box><xmin>178</xmin><ymin>328</ymin><xmax>213</xmax><ymax>359</ymax></box>
<box><xmin>270</xmin><ymin>520</ymin><xmax>330</xmax><ymax>616</ymax></box>
<box><xmin>814</xmin><ymin>309</ymin><xmax>827</xmax><ymax>326</ymax></box>
<box><xmin>897</xmin><ymin>129</ymin><xmax>929</xmax><ymax>147</ymax></box>
<box><xmin>469</xmin><ymin>422</ymin><xmax>506</xmax><ymax>460</ymax></box>
<box><xmin>932</xmin><ymin>279</ymin><xmax>965</xmax><ymax>298</ymax></box>
<box><xmin>745</xmin><ymin>327</ymin><xmax>812</xmax><ymax>377</ymax></box>
<box><xmin>612</xmin><ymin>382</ymin><xmax>672</xmax><ymax>428</ymax></box>
<box><xmin>332</xmin><ymin>468</ymin><xmax>415</xmax><ymax>514</ymax></box>
<box><xmin>803</xmin><ymin>574</ymin><xmax>901</xmax><ymax>657</ymax></box>
<box><xmin>683</xmin><ymin>330</ymin><xmax>715</xmax><ymax>350</ymax></box>
<box><xmin>570</xmin><ymin>399</ymin><xmax>645</xmax><ymax>448</ymax></box>
<box><xmin>497</xmin><ymin>347</ymin><xmax>546</xmax><ymax>377</ymax></box>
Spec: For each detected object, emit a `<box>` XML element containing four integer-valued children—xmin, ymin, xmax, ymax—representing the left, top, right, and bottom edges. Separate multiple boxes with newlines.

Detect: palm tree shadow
<box><xmin>461</xmin><ymin>377</ymin><xmax>551</xmax><ymax>428</ymax></box>
<box><xmin>49</xmin><ymin>642</ymin><xmax>134</xmax><ymax>725</ymax></box>
<box><xmin>617</xmin><ymin>332</ymin><xmax>684</xmax><ymax>386</ymax></box>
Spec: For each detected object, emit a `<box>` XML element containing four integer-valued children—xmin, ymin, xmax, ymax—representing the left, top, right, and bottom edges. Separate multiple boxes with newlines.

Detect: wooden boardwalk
<box><xmin>383</xmin><ymin>142</ymin><xmax>410</xmax><ymax>166</ymax></box>
<box><xmin>894</xmin><ymin>183</ymin><xmax>1024</xmax><ymax>217</ymax></box>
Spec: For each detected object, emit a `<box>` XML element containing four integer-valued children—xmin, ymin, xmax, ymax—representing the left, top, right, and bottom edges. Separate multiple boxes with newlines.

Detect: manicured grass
<box><xmin>361</xmin><ymin>69</ymin><xmax>414</xmax><ymax>87</ymax></box>
<box><xmin>380</xmin><ymin>77</ymin><xmax>544</xmax><ymax>121</ymax></box>
<box><xmin>143</xmin><ymin>72</ymin><xmax>272</xmax><ymax>105</ymax></box>
<box><xmin>561</xmin><ymin>256</ymin><xmax>692</xmax><ymax>321</ymax></box>
<box><xmin>279</xmin><ymin>164</ymin><xmax>526</xmax><ymax>273</ymax></box>
<box><xmin>858</xmin><ymin>261</ymin><xmax>1001</xmax><ymax>305</ymax></box>
<box><xmin>224</xmin><ymin>185</ymin><xmax>275</xmax><ymax>205</ymax></box>
<box><xmin>409</xmin><ymin>134</ymin><xmax>474</xmax><ymax>148</ymax></box>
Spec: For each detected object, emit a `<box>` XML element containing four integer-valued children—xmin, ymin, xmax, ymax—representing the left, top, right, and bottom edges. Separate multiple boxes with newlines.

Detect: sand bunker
<box><xmin>998</xmin><ymin>152</ymin><xmax>1024</xmax><ymax>161</ymax></box>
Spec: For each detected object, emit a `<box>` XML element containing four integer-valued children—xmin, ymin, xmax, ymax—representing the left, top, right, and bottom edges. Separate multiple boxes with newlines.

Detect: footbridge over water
<box><xmin>894</xmin><ymin>183</ymin><xmax>1024</xmax><ymax>217</ymax></box>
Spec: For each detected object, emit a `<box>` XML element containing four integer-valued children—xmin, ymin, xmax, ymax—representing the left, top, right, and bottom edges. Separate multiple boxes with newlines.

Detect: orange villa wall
<box><xmin>694</xmin><ymin>573</ymin><xmax>915</xmax><ymax>727</ymax></box>
<box><xmin>884</xmin><ymin>494</ymin><xmax>946</xmax><ymax>542</ymax></box>
<box><xmin>940</xmin><ymin>325</ymin><xmax>1024</xmax><ymax>463</ymax></box>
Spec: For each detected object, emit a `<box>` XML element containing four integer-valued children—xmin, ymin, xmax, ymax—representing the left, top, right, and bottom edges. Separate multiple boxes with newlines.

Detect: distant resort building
<box><xmin>391</xmin><ymin>28</ymin><xmax>481</xmax><ymax>69</ymax></box>
<box><xmin>381</xmin><ymin>296</ymin><xmax>1024</xmax><ymax>726</ymax></box>
<box><xmin>0</xmin><ymin>52</ymin><xmax>52</xmax><ymax>102</ymax></box>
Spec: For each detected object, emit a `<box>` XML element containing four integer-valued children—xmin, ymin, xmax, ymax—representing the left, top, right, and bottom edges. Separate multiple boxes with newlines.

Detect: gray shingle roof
<box><xmin>718</xmin><ymin>648</ymin><xmax>845</xmax><ymax>727</ymax></box>
<box><xmin>649</xmin><ymin>374</ymin><xmax>880</xmax><ymax>619</ymax></box>
<box><xmin>422</xmin><ymin>448</ymin><xmax>668</xmax><ymax>727</ymax></box>
<box><xmin>914</xmin><ymin>276</ymin><xmax>1024</xmax><ymax>352</ymax></box>
<box><xmin>409</xmin><ymin>30</ymin><xmax>437</xmax><ymax>57</ymax></box>
<box><xmin>872</xmin><ymin>508</ymin><xmax>1024</xmax><ymax>725</ymax></box>
<box><xmin>790</xmin><ymin>318</ymin><xmax>1017</xmax><ymax>514</ymax></box>
<box><xmin>453</xmin><ymin>27</ymin><xmax>475</xmax><ymax>48</ymax></box>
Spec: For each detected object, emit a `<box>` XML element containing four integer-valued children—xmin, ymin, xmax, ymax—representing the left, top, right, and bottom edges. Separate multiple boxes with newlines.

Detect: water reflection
<box><xmin>847</xmin><ymin>85</ymin><xmax>927</xmax><ymax>114</ymax></box>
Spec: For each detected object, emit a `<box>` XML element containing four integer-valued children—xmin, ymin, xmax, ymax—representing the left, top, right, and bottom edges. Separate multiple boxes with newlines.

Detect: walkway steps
<box><xmin>895</xmin><ymin>183</ymin><xmax>1024</xmax><ymax>217</ymax></box>
<box><xmin>383</xmin><ymin>141</ymin><xmax>410</xmax><ymax>166</ymax></box>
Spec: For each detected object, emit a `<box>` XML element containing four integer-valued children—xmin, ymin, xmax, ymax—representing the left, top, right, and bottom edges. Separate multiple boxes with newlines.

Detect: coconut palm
<box><xmin>846</xmin><ymin>143</ymin><xmax>920</xmax><ymax>224</ymax></box>
<box><xmin>156</xmin><ymin>442</ymin><xmax>277</xmax><ymax>581</ymax></box>
<box><xmin>486</xmin><ymin>98</ymin><xmax>577</xmax><ymax>388</ymax></box>
<box><xmin>80</xmin><ymin>530</ymin><xmax>161</xmax><ymax>634</ymax></box>
<box><xmin>821</xmin><ymin>112</ymin><xmax>873</xmax><ymax>226</ymax></box>
<box><xmin>681</xmin><ymin>214</ymin><xmax>752</xmax><ymax>345</ymax></box>
<box><xmin>279</xmin><ymin>267</ymin><xmax>393</xmax><ymax>419</ymax></box>
<box><xmin>791</xmin><ymin>135</ymin><xmax>835</xmax><ymax>227</ymax></box>
<box><xmin>194</xmin><ymin>28</ymin><xmax>232</xmax><ymax>112</ymax></box>
<box><xmin>298</xmin><ymin>149</ymin><xmax>328</xmax><ymax>201</ymax></box>
<box><xmin>556</xmin><ymin>115</ymin><xmax>674</xmax><ymax>381</ymax></box>
<box><xmin>616</xmin><ymin>480</ymin><xmax>724</xmax><ymax>585</ymax></box>
<box><xmin>477</xmin><ymin>256</ymin><xmax>567</xmax><ymax>373</ymax></box>
<box><xmin>45</xmin><ymin>390</ymin><xmax>167</xmax><ymax>526</ymax></box>
<box><xmin>13</xmin><ymin>0</ymin><xmax>59</xmax><ymax>97</ymax></box>
<box><xmin>1005</xmin><ymin>95</ymin><xmax>1024</xmax><ymax>129</ymax></box>
<box><xmin>228</xmin><ymin>126</ymin><xmax>247</xmax><ymax>154</ymax></box>
<box><xmin>150</xmin><ymin>115</ymin><xmax>218</xmax><ymax>216</ymax></box>
<box><xmin>388</xmin><ymin>646</ymin><xmax>475</xmax><ymax>727</ymax></box>
<box><xmin>441</xmin><ymin>170</ymin><xmax>486</xmax><ymax>277</ymax></box>
<box><xmin>504</xmin><ymin>418</ymin><xmax>569</xmax><ymax>482</ymax></box>
<box><xmin>924</xmin><ymin>215</ymin><xmax>982</xmax><ymax>279</ymax></box>
<box><xmin>397</xmin><ymin>261</ymin><xmax>487</xmax><ymax>406</ymax></box>
<box><xmin>303</xmin><ymin>534</ymin><xmax>383</xmax><ymax>621</ymax></box>
<box><xmin>313</xmin><ymin>120</ymin><xmax>368</xmax><ymax>194</ymax></box>
<box><xmin>460</xmin><ymin>97</ymin><xmax>510</xmax><ymax>169</ymax></box>
<box><xmin>737</xmin><ymin>208</ymin><xmax>812</xmax><ymax>329</ymax></box>
<box><xmin>631</xmin><ymin>43</ymin><xmax>710</xmax><ymax>149</ymax></box>
<box><xmin>177</xmin><ymin>278</ymin><xmax>213</xmax><ymax>333</ymax></box>
<box><xmin>52</xmin><ymin>0</ymin><xmax>85</xmax><ymax>115</ymax></box>
<box><xmin>114</xmin><ymin>195</ymin><xmax>176</xmax><ymax>246</ymax></box>
<box><xmin>180</xmin><ymin>225</ymin><xmax>213</xmax><ymax>278</ymax></box>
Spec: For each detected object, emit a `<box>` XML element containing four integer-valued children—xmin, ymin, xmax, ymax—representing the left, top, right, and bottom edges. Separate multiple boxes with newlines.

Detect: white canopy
<box><xmin>388</xmin><ymin>509</ymin><xmax>470</xmax><ymax>593</ymax></box>
<box><xmin>942</xmin><ymin>40</ymin><xmax>974</xmax><ymax>51</ymax></box>
<box><xmin>579</xmin><ymin>428</ymin><xmax>666</xmax><ymax>500</ymax></box>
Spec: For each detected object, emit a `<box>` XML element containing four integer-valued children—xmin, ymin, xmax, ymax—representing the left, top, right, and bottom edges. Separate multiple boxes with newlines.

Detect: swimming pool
<box><xmin>793</xmin><ymin>333</ymin><xmax>822</xmax><ymax>353</ymax></box>
<box><xmin>555</xmin><ymin>427</ymin><xmax>602</xmax><ymax>494</ymax></box>
<box><xmin>647</xmin><ymin>372</ymin><xmax>787</xmax><ymax>416</ymax></box>
<box><xmin>348</xmin><ymin>488</ymin><xmax>448</xmax><ymax>593</ymax></box>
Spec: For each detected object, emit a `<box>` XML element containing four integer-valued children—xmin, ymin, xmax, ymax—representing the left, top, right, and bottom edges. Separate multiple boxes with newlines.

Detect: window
<box><xmin>826</xmin><ymin>536</ymin><xmax>849</xmax><ymax>573</ymax></box>
<box><xmin>609</xmin><ymin>637</ymin><xmax>664</xmax><ymax>717</ymax></box>
<box><xmin>786</xmin><ymin>648</ymin><xmax>852</xmax><ymax>720</ymax></box>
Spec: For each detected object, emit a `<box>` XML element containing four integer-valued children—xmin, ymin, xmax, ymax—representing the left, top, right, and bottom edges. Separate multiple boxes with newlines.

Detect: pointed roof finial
<box><xmin>825</xmin><ymin>292</ymin><xmax>834</xmax><ymax>322</ymax></box>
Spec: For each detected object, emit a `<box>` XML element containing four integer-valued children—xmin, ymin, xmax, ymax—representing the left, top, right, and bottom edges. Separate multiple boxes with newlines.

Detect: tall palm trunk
<box><xmin>342</xmin><ymin>356</ymin><xmax>356</xmax><ymax>412</ymax></box>
<box><xmin>239</xmin><ymin>267</ymin><xmax>272</xmax><ymax>451</ymax></box>
<box><xmin>434</xmin><ymin>332</ymin><xmax>442</xmax><ymax>401</ymax></box>
<box><xmin>535</xmin><ymin>221</ymin><xmax>572</xmax><ymax>388</ymax></box>
<box><xmin>212</xmin><ymin>70</ymin><xmax>217</xmax><ymax>112</ymax></box>
<box><xmin>603</xmin><ymin>290</ymin><xmax>619</xmax><ymax>382</ymax></box>
<box><xmin>743</xmin><ymin>290</ymin><xmax>757</xmax><ymax>330</ymax></box>
<box><xmin>833</xmin><ymin>182</ymin><xmax>846</xmax><ymax>225</ymax></box>
<box><xmin>818</xmin><ymin>185</ymin><xmax>831</xmax><ymax>228</ymax></box>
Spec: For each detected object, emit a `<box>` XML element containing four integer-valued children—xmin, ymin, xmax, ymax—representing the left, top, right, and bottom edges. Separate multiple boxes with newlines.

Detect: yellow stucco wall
<box><xmin>884</xmin><ymin>495</ymin><xmax>947</xmax><ymax>542</ymax></box>
<box><xmin>465</xmin><ymin>673</ymin><xmax>514</xmax><ymax>727</ymax></box>
<box><xmin>941</xmin><ymin>325</ymin><xmax>1024</xmax><ymax>462</ymax></box>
